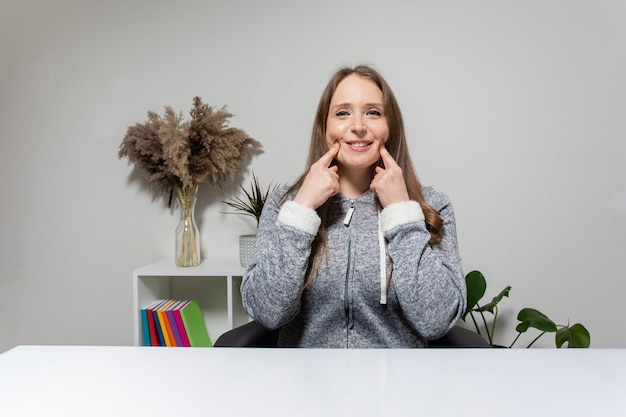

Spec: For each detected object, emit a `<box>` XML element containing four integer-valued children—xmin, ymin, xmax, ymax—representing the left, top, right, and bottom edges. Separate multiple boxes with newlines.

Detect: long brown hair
<box><xmin>285</xmin><ymin>65</ymin><xmax>443</xmax><ymax>285</ymax></box>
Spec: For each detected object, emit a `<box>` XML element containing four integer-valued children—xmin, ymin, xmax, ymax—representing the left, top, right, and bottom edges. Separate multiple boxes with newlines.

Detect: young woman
<box><xmin>241</xmin><ymin>65</ymin><xmax>466</xmax><ymax>347</ymax></box>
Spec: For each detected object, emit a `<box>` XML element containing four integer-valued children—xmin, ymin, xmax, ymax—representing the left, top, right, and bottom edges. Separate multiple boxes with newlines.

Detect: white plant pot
<box><xmin>239</xmin><ymin>234</ymin><xmax>256</xmax><ymax>268</ymax></box>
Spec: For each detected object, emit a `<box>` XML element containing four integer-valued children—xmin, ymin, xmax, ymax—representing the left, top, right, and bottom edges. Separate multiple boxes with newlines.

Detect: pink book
<box><xmin>172</xmin><ymin>300</ymin><xmax>191</xmax><ymax>347</ymax></box>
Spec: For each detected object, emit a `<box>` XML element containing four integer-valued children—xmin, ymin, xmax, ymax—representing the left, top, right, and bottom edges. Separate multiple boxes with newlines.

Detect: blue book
<box><xmin>152</xmin><ymin>300</ymin><xmax>170</xmax><ymax>346</ymax></box>
<box><xmin>140</xmin><ymin>310</ymin><xmax>150</xmax><ymax>346</ymax></box>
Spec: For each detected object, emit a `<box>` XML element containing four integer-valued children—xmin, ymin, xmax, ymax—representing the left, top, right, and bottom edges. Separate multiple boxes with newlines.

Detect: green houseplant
<box><xmin>223</xmin><ymin>173</ymin><xmax>279</xmax><ymax>267</ymax></box>
<box><xmin>463</xmin><ymin>270</ymin><xmax>591</xmax><ymax>348</ymax></box>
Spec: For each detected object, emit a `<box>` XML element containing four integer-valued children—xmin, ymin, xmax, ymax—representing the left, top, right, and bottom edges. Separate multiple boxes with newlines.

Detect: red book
<box><xmin>144</xmin><ymin>299</ymin><xmax>167</xmax><ymax>346</ymax></box>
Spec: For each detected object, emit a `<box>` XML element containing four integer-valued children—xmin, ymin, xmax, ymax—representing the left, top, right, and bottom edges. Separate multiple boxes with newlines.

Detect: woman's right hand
<box><xmin>294</xmin><ymin>142</ymin><xmax>340</xmax><ymax>209</ymax></box>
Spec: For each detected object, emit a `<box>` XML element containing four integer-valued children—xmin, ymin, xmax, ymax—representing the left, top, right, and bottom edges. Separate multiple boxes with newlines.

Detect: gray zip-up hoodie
<box><xmin>241</xmin><ymin>186</ymin><xmax>466</xmax><ymax>348</ymax></box>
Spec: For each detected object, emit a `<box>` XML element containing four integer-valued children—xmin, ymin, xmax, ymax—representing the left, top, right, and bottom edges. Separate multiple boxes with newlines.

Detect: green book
<box><xmin>179</xmin><ymin>300</ymin><xmax>212</xmax><ymax>347</ymax></box>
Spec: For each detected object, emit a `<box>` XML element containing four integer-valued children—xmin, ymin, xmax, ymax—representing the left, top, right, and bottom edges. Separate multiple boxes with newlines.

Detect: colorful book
<box><xmin>156</xmin><ymin>300</ymin><xmax>177</xmax><ymax>346</ymax></box>
<box><xmin>140</xmin><ymin>301</ymin><xmax>153</xmax><ymax>346</ymax></box>
<box><xmin>162</xmin><ymin>300</ymin><xmax>179</xmax><ymax>347</ymax></box>
<box><xmin>140</xmin><ymin>310</ymin><xmax>150</xmax><ymax>346</ymax></box>
<box><xmin>141</xmin><ymin>299</ymin><xmax>165</xmax><ymax>346</ymax></box>
<box><xmin>151</xmin><ymin>301</ymin><xmax>167</xmax><ymax>346</ymax></box>
<box><xmin>166</xmin><ymin>300</ymin><xmax>185</xmax><ymax>347</ymax></box>
<box><xmin>147</xmin><ymin>299</ymin><xmax>169</xmax><ymax>346</ymax></box>
<box><xmin>172</xmin><ymin>300</ymin><xmax>191</xmax><ymax>347</ymax></box>
<box><xmin>179</xmin><ymin>300</ymin><xmax>212</xmax><ymax>347</ymax></box>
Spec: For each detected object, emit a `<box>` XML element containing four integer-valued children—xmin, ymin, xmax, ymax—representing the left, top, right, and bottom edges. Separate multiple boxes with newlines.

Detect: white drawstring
<box><xmin>378</xmin><ymin>211</ymin><xmax>387</xmax><ymax>304</ymax></box>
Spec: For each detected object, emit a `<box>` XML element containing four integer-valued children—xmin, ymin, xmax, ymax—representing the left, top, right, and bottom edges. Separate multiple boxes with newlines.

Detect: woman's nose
<box><xmin>350</xmin><ymin>118</ymin><xmax>367</xmax><ymax>135</ymax></box>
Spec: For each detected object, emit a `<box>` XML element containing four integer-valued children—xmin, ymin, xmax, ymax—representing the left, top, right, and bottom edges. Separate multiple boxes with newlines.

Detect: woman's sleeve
<box><xmin>381</xmin><ymin>190</ymin><xmax>467</xmax><ymax>340</ymax></box>
<box><xmin>240</xmin><ymin>189</ymin><xmax>319</xmax><ymax>329</ymax></box>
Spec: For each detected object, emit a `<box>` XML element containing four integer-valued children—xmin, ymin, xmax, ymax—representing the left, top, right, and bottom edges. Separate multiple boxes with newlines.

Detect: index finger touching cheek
<box><xmin>319</xmin><ymin>142</ymin><xmax>340</xmax><ymax>167</ymax></box>
<box><xmin>379</xmin><ymin>146</ymin><xmax>398</xmax><ymax>168</ymax></box>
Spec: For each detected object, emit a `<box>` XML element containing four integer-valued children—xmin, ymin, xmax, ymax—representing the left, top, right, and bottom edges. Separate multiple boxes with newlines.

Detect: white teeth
<box><xmin>350</xmin><ymin>142</ymin><xmax>370</xmax><ymax>148</ymax></box>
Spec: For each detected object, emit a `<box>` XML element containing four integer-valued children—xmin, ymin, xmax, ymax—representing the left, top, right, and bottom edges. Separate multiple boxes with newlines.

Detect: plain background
<box><xmin>1</xmin><ymin>0</ymin><xmax>624</xmax><ymax>352</ymax></box>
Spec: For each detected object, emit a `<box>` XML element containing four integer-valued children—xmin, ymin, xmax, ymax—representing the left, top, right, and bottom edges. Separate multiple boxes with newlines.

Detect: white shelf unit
<box><xmin>132</xmin><ymin>259</ymin><xmax>249</xmax><ymax>346</ymax></box>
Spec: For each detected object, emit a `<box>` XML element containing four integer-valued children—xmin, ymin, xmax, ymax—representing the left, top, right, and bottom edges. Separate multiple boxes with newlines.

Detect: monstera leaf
<box><xmin>556</xmin><ymin>323</ymin><xmax>591</xmax><ymax>348</ymax></box>
<box><xmin>476</xmin><ymin>286</ymin><xmax>511</xmax><ymax>314</ymax></box>
<box><xmin>463</xmin><ymin>270</ymin><xmax>486</xmax><ymax>319</ymax></box>
<box><xmin>516</xmin><ymin>308</ymin><xmax>558</xmax><ymax>333</ymax></box>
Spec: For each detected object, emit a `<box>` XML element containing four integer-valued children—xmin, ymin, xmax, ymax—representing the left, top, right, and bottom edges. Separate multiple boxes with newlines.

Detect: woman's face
<box><xmin>325</xmin><ymin>74</ymin><xmax>389</xmax><ymax>170</ymax></box>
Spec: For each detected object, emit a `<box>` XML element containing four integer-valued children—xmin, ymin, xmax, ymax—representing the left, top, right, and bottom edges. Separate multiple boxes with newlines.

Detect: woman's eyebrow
<box><xmin>330</xmin><ymin>102</ymin><xmax>384</xmax><ymax>110</ymax></box>
<box><xmin>329</xmin><ymin>102</ymin><xmax>351</xmax><ymax>111</ymax></box>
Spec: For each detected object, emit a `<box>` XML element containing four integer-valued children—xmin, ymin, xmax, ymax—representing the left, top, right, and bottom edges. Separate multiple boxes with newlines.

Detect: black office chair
<box><xmin>214</xmin><ymin>320</ymin><xmax>490</xmax><ymax>348</ymax></box>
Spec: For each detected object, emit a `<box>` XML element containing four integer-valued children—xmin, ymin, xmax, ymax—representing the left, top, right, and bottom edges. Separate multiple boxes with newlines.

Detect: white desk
<box><xmin>0</xmin><ymin>346</ymin><xmax>624</xmax><ymax>416</ymax></box>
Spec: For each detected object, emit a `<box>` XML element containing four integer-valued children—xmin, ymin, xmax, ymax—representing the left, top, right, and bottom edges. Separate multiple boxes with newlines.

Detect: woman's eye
<box><xmin>366</xmin><ymin>109</ymin><xmax>382</xmax><ymax>117</ymax></box>
<box><xmin>336</xmin><ymin>110</ymin><xmax>350</xmax><ymax>117</ymax></box>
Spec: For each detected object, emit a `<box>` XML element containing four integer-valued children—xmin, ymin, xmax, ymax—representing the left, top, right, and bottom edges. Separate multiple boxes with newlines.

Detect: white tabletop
<box><xmin>0</xmin><ymin>345</ymin><xmax>624</xmax><ymax>417</ymax></box>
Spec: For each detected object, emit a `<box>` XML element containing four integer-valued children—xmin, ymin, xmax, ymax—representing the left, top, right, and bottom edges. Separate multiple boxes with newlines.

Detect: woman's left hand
<box><xmin>370</xmin><ymin>146</ymin><xmax>410</xmax><ymax>208</ymax></box>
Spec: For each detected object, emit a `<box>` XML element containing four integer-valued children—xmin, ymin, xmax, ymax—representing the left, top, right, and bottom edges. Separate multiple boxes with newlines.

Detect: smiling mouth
<box><xmin>343</xmin><ymin>140</ymin><xmax>373</xmax><ymax>148</ymax></box>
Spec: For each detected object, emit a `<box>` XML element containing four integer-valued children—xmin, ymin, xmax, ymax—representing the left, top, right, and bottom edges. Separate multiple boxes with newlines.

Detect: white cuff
<box><xmin>277</xmin><ymin>200</ymin><xmax>321</xmax><ymax>235</ymax></box>
<box><xmin>380</xmin><ymin>200</ymin><xmax>425</xmax><ymax>233</ymax></box>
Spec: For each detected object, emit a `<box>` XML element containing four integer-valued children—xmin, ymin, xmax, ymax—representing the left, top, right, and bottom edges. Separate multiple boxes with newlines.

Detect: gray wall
<box><xmin>1</xmin><ymin>0</ymin><xmax>624</xmax><ymax>351</ymax></box>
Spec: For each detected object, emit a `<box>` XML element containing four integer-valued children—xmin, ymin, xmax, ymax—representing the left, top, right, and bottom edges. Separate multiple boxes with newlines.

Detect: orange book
<box><xmin>156</xmin><ymin>300</ymin><xmax>176</xmax><ymax>347</ymax></box>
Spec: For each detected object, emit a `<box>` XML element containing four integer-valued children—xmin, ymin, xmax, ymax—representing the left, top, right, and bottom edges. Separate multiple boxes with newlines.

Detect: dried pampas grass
<box><xmin>119</xmin><ymin>96</ymin><xmax>262</xmax><ymax>200</ymax></box>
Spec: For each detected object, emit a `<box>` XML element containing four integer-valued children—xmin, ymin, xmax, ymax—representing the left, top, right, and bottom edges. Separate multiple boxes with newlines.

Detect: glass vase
<box><xmin>175</xmin><ymin>185</ymin><xmax>200</xmax><ymax>267</ymax></box>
